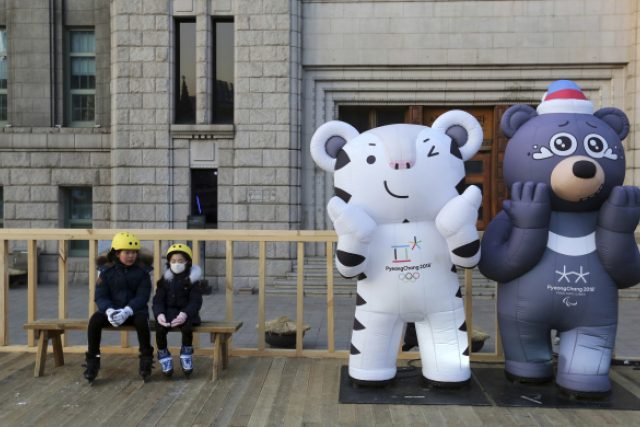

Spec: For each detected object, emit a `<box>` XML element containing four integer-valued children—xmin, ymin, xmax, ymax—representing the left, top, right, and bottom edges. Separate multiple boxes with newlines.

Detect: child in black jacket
<box><xmin>153</xmin><ymin>243</ymin><xmax>203</xmax><ymax>377</ymax></box>
<box><xmin>84</xmin><ymin>232</ymin><xmax>154</xmax><ymax>383</ymax></box>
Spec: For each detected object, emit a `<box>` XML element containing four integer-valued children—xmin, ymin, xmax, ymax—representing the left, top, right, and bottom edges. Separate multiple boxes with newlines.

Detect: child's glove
<box><xmin>157</xmin><ymin>313</ymin><xmax>170</xmax><ymax>327</ymax></box>
<box><xmin>106</xmin><ymin>308</ymin><xmax>120</xmax><ymax>327</ymax></box>
<box><xmin>111</xmin><ymin>306</ymin><xmax>133</xmax><ymax>326</ymax></box>
<box><xmin>171</xmin><ymin>312</ymin><xmax>188</xmax><ymax>327</ymax></box>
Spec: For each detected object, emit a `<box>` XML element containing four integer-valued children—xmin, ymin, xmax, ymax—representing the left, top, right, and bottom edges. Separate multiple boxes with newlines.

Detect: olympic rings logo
<box><xmin>399</xmin><ymin>272</ymin><xmax>420</xmax><ymax>282</ymax></box>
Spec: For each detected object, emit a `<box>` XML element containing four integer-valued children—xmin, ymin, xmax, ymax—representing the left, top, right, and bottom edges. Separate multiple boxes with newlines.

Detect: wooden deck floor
<box><xmin>0</xmin><ymin>352</ymin><xmax>639</xmax><ymax>427</ymax></box>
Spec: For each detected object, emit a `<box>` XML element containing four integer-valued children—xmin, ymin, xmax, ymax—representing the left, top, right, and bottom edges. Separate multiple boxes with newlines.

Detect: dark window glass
<box><xmin>175</xmin><ymin>20</ymin><xmax>196</xmax><ymax>124</ymax></box>
<box><xmin>63</xmin><ymin>187</ymin><xmax>92</xmax><ymax>256</ymax></box>
<box><xmin>191</xmin><ymin>169</ymin><xmax>218</xmax><ymax>228</ymax></box>
<box><xmin>338</xmin><ymin>106</ymin><xmax>370</xmax><ymax>133</ymax></box>
<box><xmin>338</xmin><ymin>106</ymin><xmax>407</xmax><ymax>132</ymax></box>
<box><xmin>213</xmin><ymin>20</ymin><xmax>234</xmax><ymax>124</ymax></box>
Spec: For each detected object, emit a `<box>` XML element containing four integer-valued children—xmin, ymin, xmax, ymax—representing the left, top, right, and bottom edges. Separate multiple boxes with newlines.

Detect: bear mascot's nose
<box><xmin>573</xmin><ymin>160</ymin><xmax>596</xmax><ymax>178</ymax></box>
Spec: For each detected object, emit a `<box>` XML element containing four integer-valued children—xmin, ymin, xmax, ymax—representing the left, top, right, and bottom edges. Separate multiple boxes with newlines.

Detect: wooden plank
<box><xmin>88</xmin><ymin>239</ymin><xmax>97</xmax><ymax>315</ymax></box>
<box><xmin>465</xmin><ymin>268</ymin><xmax>473</xmax><ymax>355</ymax></box>
<box><xmin>283</xmin><ymin>357</ymin><xmax>311</xmax><ymax>425</ymax></box>
<box><xmin>0</xmin><ymin>228</ymin><xmax>338</xmax><ymax>242</ymax></box>
<box><xmin>186</xmin><ymin>357</ymin><xmax>254</xmax><ymax>426</ymax></box>
<box><xmin>326</xmin><ymin>241</ymin><xmax>335</xmax><ymax>353</ymax></box>
<box><xmin>257</xmin><ymin>241</ymin><xmax>266</xmax><ymax>351</ymax></box>
<box><xmin>153</xmin><ymin>357</ymin><xmax>238</xmax><ymax>427</ymax></box>
<box><xmin>225</xmin><ymin>240</ymin><xmax>233</xmax><ymax>321</ymax></box>
<box><xmin>246</xmin><ymin>357</ymin><xmax>286</xmax><ymax>426</ymax></box>
<box><xmin>296</xmin><ymin>242</ymin><xmax>304</xmax><ymax>356</ymax></box>
<box><xmin>303</xmin><ymin>357</ymin><xmax>329</xmax><ymax>424</ymax></box>
<box><xmin>58</xmin><ymin>240</ymin><xmax>68</xmax><ymax>347</ymax></box>
<box><xmin>153</xmin><ymin>240</ymin><xmax>161</xmax><ymax>284</ymax></box>
<box><xmin>209</xmin><ymin>358</ymin><xmax>272</xmax><ymax>427</ymax></box>
<box><xmin>264</xmin><ymin>357</ymin><xmax>301</xmax><ymax>427</ymax></box>
<box><xmin>27</xmin><ymin>239</ymin><xmax>37</xmax><ymax>347</ymax></box>
<box><xmin>51</xmin><ymin>332</ymin><xmax>64</xmax><ymax>367</ymax></box>
<box><xmin>0</xmin><ymin>240</ymin><xmax>8</xmax><ymax>346</ymax></box>
<box><xmin>34</xmin><ymin>331</ymin><xmax>48</xmax><ymax>377</ymax></box>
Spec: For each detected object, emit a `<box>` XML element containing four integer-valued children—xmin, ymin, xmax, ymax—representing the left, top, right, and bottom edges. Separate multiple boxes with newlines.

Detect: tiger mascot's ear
<box><xmin>432</xmin><ymin>110</ymin><xmax>483</xmax><ymax>161</ymax></box>
<box><xmin>310</xmin><ymin>120</ymin><xmax>360</xmax><ymax>172</ymax></box>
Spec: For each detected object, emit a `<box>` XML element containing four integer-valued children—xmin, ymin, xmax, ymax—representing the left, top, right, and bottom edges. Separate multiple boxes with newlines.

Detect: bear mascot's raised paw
<box><xmin>479</xmin><ymin>80</ymin><xmax>640</xmax><ymax>397</ymax></box>
<box><xmin>310</xmin><ymin>110</ymin><xmax>483</xmax><ymax>387</ymax></box>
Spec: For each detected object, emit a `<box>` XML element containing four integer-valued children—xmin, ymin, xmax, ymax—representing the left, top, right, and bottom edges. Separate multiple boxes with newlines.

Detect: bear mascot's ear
<box><xmin>500</xmin><ymin>104</ymin><xmax>537</xmax><ymax>138</ymax></box>
<box><xmin>432</xmin><ymin>110</ymin><xmax>483</xmax><ymax>161</ymax></box>
<box><xmin>310</xmin><ymin>120</ymin><xmax>360</xmax><ymax>172</ymax></box>
<box><xmin>594</xmin><ymin>107</ymin><xmax>630</xmax><ymax>141</ymax></box>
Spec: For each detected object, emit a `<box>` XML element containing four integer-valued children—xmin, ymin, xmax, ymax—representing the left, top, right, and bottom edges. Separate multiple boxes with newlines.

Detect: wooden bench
<box><xmin>23</xmin><ymin>318</ymin><xmax>243</xmax><ymax>381</ymax></box>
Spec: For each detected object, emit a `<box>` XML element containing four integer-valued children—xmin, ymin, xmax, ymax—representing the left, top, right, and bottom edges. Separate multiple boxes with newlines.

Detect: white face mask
<box><xmin>170</xmin><ymin>262</ymin><xmax>186</xmax><ymax>274</ymax></box>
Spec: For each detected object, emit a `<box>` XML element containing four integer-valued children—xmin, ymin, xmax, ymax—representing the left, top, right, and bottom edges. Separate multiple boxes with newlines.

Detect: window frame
<box><xmin>174</xmin><ymin>18</ymin><xmax>197</xmax><ymax>124</ymax></box>
<box><xmin>65</xmin><ymin>28</ymin><xmax>96</xmax><ymax>127</ymax></box>
<box><xmin>62</xmin><ymin>186</ymin><xmax>93</xmax><ymax>257</ymax></box>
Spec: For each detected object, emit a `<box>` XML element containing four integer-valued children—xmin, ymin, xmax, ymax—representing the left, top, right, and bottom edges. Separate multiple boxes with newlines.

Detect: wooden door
<box><xmin>422</xmin><ymin>107</ymin><xmax>495</xmax><ymax>229</ymax></box>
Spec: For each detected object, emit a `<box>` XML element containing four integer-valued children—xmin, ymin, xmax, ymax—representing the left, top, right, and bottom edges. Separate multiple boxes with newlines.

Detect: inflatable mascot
<box><xmin>311</xmin><ymin>111</ymin><xmax>483</xmax><ymax>386</ymax></box>
<box><xmin>479</xmin><ymin>80</ymin><xmax>640</xmax><ymax>396</ymax></box>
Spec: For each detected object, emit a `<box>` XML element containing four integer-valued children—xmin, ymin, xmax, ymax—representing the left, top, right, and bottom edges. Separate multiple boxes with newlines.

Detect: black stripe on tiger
<box><xmin>462</xmin><ymin>347</ymin><xmax>470</xmax><ymax>356</ymax></box>
<box><xmin>353</xmin><ymin>318</ymin><xmax>365</xmax><ymax>330</ymax></box>
<box><xmin>452</xmin><ymin>240</ymin><xmax>480</xmax><ymax>258</ymax></box>
<box><xmin>455</xmin><ymin>287</ymin><xmax>462</xmax><ymax>298</ymax></box>
<box><xmin>356</xmin><ymin>293</ymin><xmax>366</xmax><ymax>306</ymax></box>
<box><xmin>334</xmin><ymin>186</ymin><xmax>351</xmax><ymax>203</ymax></box>
<box><xmin>350</xmin><ymin>344</ymin><xmax>361</xmax><ymax>355</ymax></box>
<box><xmin>458</xmin><ymin>321</ymin><xmax>467</xmax><ymax>332</ymax></box>
<box><xmin>337</xmin><ymin>250</ymin><xmax>365</xmax><ymax>267</ymax></box>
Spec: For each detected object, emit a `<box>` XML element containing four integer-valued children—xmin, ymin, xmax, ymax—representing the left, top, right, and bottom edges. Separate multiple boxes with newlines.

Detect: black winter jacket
<box><xmin>95</xmin><ymin>260</ymin><xmax>152</xmax><ymax>315</ymax></box>
<box><xmin>152</xmin><ymin>265</ymin><xmax>203</xmax><ymax>325</ymax></box>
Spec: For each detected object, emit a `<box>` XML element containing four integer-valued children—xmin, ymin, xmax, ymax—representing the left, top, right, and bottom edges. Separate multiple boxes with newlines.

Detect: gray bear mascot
<box><xmin>479</xmin><ymin>80</ymin><xmax>640</xmax><ymax>397</ymax></box>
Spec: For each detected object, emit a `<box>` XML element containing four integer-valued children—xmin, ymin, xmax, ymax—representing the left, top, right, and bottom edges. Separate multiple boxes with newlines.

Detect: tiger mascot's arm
<box><xmin>435</xmin><ymin>185</ymin><xmax>482</xmax><ymax>268</ymax></box>
<box><xmin>327</xmin><ymin>196</ymin><xmax>377</xmax><ymax>278</ymax></box>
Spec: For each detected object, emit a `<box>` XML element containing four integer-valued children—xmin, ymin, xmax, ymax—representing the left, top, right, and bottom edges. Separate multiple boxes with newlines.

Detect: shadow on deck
<box><xmin>0</xmin><ymin>352</ymin><xmax>639</xmax><ymax>426</ymax></box>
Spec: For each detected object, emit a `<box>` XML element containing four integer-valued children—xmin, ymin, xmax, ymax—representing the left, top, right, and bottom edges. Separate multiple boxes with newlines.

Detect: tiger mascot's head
<box><xmin>310</xmin><ymin>110</ymin><xmax>483</xmax><ymax>224</ymax></box>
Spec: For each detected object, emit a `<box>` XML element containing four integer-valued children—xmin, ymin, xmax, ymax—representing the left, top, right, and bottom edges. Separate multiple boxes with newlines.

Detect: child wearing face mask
<box><xmin>152</xmin><ymin>243</ymin><xmax>203</xmax><ymax>377</ymax></box>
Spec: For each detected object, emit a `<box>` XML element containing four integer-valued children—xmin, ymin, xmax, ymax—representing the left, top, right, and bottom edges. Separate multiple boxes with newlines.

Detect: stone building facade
<box><xmin>0</xmin><ymin>0</ymin><xmax>639</xmax><ymax>286</ymax></box>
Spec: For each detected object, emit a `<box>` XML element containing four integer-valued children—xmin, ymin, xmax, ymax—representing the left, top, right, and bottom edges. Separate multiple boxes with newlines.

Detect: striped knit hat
<box><xmin>537</xmin><ymin>80</ymin><xmax>593</xmax><ymax>115</ymax></box>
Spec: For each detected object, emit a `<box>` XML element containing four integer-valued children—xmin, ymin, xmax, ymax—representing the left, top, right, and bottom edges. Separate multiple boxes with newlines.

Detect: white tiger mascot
<box><xmin>310</xmin><ymin>111</ymin><xmax>483</xmax><ymax>387</ymax></box>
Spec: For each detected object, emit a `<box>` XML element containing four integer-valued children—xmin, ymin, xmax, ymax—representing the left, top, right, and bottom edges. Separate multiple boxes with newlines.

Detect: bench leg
<box><xmin>212</xmin><ymin>333</ymin><xmax>222</xmax><ymax>381</ymax></box>
<box><xmin>34</xmin><ymin>331</ymin><xmax>48</xmax><ymax>377</ymax></box>
<box><xmin>51</xmin><ymin>331</ymin><xmax>64</xmax><ymax>367</ymax></box>
<box><xmin>221</xmin><ymin>334</ymin><xmax>229</xmax><ymax>369</ymax></box>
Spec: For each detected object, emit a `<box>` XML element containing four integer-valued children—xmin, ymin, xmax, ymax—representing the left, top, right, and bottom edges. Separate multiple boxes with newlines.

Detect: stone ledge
<box><xmin>170</xmin><ymin>124</ymin><xmax>235</xmax><ymax>140</ymax></box>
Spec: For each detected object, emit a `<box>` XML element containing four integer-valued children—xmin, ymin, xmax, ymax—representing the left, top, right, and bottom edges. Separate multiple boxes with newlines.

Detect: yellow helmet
<box><xmin>111</xmin><ymin>232</ymin><xmax>141</xmax><ymax>251</ymax></box>
<box><xmin>166</xmin><ymin>243</ymin><xmax>192</xmax><ymax>261</ymax></box>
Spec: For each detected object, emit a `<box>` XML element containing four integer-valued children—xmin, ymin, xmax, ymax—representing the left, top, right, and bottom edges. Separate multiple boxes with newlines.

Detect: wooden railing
<box><xmin>0</xmin><ymin>228</ymin><xmax>504</xmax><ymax>362</ymax></box>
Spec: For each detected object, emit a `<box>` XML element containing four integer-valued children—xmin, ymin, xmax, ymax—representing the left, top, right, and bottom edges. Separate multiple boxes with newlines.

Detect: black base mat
<box><xmin>338</xmin><ymin>365</ymin><xmax>491</xmax><ymax>405</ymax></box>
<box><xmin>474</xmin><ymin>368</ymin><xmax>640</xmax><ymax>410</ymax></box>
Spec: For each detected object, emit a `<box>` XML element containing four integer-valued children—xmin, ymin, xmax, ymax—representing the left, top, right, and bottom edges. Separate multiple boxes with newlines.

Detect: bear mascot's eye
<box><xmin>583</xmin><ymin>134</ymin><xmax>608</xmax><ymax>158</ymax></box>
<box><xmin>366</xmin><ymin>155</ymin><xmax>376</xmax><ymax>164</ymax></box>
<box><xmin>549</xmin><ymin>132</ymin><xmax>577</xmax><ymax>156</ymax></box>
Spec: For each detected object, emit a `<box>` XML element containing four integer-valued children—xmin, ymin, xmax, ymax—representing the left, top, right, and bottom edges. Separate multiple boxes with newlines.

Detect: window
<box><xmin>212</xmin><ymin>19</ymin><xmax>234</xmax><ymax>124</ymax></box>
<box><xmin>0</xmin><ymin>28</ymin><xmax>7</xmax><ymax>123</ymax></box>
<box><xmin>338</xmin><ymin>106</ymin><xmax>408</xmax><ymax>132</ymax></box>
<box><xmin>190</xmin><ymin>169</ymin><xmax>217</xmax><ymax>228</ymax></box>
<box><xmin>67</xmin><ymin>29</ymin><xmax>95</xmax><ymax>126</ymax></box>
<box><xmin>175</xmin><ymin>20</ymin><xmax>196</xmax><ymax>124</ymax></box>
<box><xmin>62</xmin><ymin>187</ymin><xmax>92</xmax><ymax>256</ymax></box>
